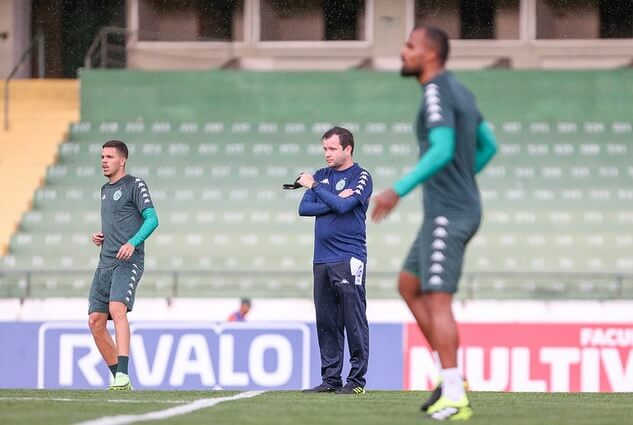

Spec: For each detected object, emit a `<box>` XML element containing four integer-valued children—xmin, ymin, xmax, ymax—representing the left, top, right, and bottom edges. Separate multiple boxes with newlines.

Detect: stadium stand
<box><xmin>0</xmin><ymin>79</ymin><xmax>79</xmax><ymax>254</ymax></box>
<box><xmin>1</xmin><ymin>70</ymin><xmax>633</xmax><ymax>299</ymax></box>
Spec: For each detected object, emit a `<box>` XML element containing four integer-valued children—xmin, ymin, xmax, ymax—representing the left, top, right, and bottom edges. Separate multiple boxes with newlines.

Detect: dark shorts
<box><xmin>88</xmin><ymin>262</ymin><xmax>144</xmax><ymax>316</ymax></box>
<box><xmin>403</xmin><ymin>213</ymin><xmax>480</xmax><ymax>293</ymax></box>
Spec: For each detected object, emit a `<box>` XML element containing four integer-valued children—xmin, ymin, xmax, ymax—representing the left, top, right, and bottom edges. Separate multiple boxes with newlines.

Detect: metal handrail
<box><xmin>83</xmin><ymin>26</ymin><xmax>236</xmax><ymax>70</ymax></box>
<box><xmin>3</xmin><ymin>31</ymin><xmax>45</xmax><ymax>131</ymax></box>
<box><xmin>84</xmin><ymin>26</ymin><xmax>128</xmax><ymax>69</ymax></box>
<box><xmin>0</xmin><ymin>269</ymin><xmax>631</xmax><ymax>301</ymax></box>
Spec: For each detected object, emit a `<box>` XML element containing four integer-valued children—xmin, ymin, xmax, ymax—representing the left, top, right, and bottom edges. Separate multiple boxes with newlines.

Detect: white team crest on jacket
<box><xmin>113</xmin><ymin>189</ymin><xmax>122</xmax><ymax>201</ymax></box>
<box><xmin>335</xmin><ymin>178</ymin><xmax>346</xmax><ymax>191</ymax></box>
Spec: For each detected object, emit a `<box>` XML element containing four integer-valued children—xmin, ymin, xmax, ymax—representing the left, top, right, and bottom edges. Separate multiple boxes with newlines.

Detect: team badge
<box><xmin>113</xmin><ymin>189</ymin><xmax>122</xmax><ymax>201</ymax></box>
<box><xmin>335</xmin><ymin>179</ymin><xmax>346</xmax><ymax>191</ymax></box>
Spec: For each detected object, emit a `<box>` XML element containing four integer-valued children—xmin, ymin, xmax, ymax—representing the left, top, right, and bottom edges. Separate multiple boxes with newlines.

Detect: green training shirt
<box><xmin>98</xmin><ymin>174</ymin><xmax>155</xmax><ymax>267</ymax></box>
<box><xmin>416</xmin><ymin>71</ymin><xmax>483</xmax><ymax>216</ymax></box>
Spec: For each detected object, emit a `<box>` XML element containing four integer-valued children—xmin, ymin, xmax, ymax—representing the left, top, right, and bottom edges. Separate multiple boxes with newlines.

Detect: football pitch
<box><xmin>0</xmin><ymin>390</ymin><xmax>631</xmax><ymax>425</ymax></box>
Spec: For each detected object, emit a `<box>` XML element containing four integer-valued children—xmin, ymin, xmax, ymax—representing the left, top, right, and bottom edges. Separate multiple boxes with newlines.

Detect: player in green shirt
<box><xmin>372</xmin><ymin>26</ymin><xmax>497</xmax><ymax>420</ymax></box>
<box><xmin>88</xmin><ymin>140</ymin><xmax>159</xmax><ymax>390</ymax></box>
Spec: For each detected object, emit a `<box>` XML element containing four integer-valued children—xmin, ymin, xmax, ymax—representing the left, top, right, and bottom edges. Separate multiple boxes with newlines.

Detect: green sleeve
<box><xmin>128</xmin><ymin>207</ymin><xmax>159</xmax><ymax>247</ymax></box>
<box><xmin>474</xmin><ymin>121</ymin><xmax>498</xmax><ymax>174</ymax></box>
<box><xmin>392</xmin><ymin>127</ymin><xmax>455</xmax><ymax>197</ymax></box>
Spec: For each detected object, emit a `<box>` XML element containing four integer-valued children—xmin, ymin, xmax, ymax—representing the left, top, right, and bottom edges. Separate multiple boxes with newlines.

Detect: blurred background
<box><xmin>0</xmin><ymin>0</ymin><xmax>632</xmax><ymax>391</ymax></box>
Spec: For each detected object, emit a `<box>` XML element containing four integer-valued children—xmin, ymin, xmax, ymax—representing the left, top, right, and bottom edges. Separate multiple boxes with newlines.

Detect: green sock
<box><xmin>117</xmin><ymin>356</ymin><xmax>129</xmax><ymax>375</ymax></box>
<box><xmin>108</xmin><ymin>364</ymin><xmax>118</xmax><ymax>377</ymax></box>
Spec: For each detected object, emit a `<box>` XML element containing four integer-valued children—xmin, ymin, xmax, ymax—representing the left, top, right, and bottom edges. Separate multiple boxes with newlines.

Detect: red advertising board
<box><xmin>404</xmin><ymin>323</ymin><xmax>633</xmax><ymax>392</ymax></box>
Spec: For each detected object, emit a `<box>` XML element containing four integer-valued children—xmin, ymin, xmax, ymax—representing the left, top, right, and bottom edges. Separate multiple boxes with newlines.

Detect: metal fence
<box><xmin>1</xmin><ymin>269</ymin><xmax>632</xmax><ymax>301</ymax></box>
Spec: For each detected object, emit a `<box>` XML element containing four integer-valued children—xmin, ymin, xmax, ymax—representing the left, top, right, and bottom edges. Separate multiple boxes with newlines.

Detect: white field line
<box><xmin>0</xmin><ymin>396</ymin><xmax>187</xmax><ymax>404</ymax></box>
<box><xmin>72</xmin><ymin>391</ymin><xmax>267</xmax><ymax>425</ymax></box>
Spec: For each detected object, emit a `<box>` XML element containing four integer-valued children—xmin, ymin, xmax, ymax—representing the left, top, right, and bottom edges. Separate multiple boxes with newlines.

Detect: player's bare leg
<box><xmin>88</xmin><ymin>312</ymin><xmax>117</xmax><ymax>365</ymax></box>
<box><xmin>398</xmin><ymin>271</ymin><xmax>445</xmax><ymax>410</ymax></box>
<box><xmin>423</xmin><ymin>291</ymin><xmax>471</xmax><ymax>420</ymax></box>
<box><xmin>398</xmin><ymin>271</ymin><xmax>435</xmax><ymax>345</ymax></box>
<box><xmin>109</xmin><ymin>302</ymin><xmax>130</xmax><ymax>356</ymax></box>
<box><xmin>108</xmin><ymin>301</ymin><xmax>132</xmax><ymax>390</ymax></box>
<box><xmin>426</xmin><ymin>292</ymin><xmax>458</xmax><ymax>369</ymax></box>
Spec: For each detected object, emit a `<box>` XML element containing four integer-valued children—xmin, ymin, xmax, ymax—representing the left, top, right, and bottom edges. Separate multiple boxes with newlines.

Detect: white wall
<box><xmin>0</xmin><ymin>0</ymin><xmax>14</xmax><ymax>77</ymax></box>
<box><xmin>0</xmin><ymin>0</ymin><xmax>31</xmax><ymax>78</ymax></box>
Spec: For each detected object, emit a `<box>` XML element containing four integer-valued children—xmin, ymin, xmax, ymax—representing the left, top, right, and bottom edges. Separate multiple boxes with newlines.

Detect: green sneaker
<box><xmin>108</xmin><ymin>372</ymin><xmax>133</xmax><ymax>391</ymax></box>
<box><xmin>426</xmin><ymin>395</ymin><xmax>473</xmax><ymax>421</ymax></box>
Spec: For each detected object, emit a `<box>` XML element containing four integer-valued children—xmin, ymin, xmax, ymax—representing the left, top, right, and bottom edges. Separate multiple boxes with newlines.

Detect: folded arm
<box><xmin>298</xmin><ymin>190</ymin><xmax>332</xmax><ymax>216</ymax></box>
<box><xmin>312</xmin><ymin>184</ymin><xmax>361</xmax><ymax>215</ymax></box>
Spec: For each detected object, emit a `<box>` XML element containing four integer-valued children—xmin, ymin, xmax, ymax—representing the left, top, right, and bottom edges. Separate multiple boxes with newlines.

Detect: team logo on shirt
<box><xmin>335</xmin><ymin>179</ymin><xmax>346</xmax><ymax>191</ymax></box>
<box><xmin>113</xmin><ymin>189</ymin><xmax>122</xmax><ymax>201</ymax></box>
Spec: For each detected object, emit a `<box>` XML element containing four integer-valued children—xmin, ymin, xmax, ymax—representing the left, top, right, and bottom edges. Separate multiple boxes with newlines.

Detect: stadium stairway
<box><xmin>0</xmin><ymin>79</ymin><xmax>79</xmax><ymax>254</ymax></box>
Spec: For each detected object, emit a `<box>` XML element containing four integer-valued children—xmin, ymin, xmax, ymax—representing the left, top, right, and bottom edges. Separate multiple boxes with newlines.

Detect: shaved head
<box><xmin>400</xmin><ymin>26</ymin><xmax>450</xmax><ymax>81</ymax></box>
<box><xmin>410</xmin><ymin>26</ymin><xmax>449</xmax><ymax>66</ymax></box>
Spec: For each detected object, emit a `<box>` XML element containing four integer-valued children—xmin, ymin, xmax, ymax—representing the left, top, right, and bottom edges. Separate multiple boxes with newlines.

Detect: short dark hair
<box><xmin>240</xmin><ymin>298</ymin><xmax>251</xmax><ymax>306</ymax></box>
<box><xmin>418</xmin><ymin>25</ymin><xmax>450</xmax><ymax>65</ymax></box>
<box><xmin>321</xmin><ymin>126</ymin><xmax>354</xmax><ymax>155</ymax></box>
<box><xmin>102</xmin><ymin>140</ymin><xmax>128</xmax><ymax>158</ymax></box>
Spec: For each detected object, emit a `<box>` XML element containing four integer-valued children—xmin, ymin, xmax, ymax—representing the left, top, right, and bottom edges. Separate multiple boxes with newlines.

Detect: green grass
<box><xmin>0</xmin><ymin>389</ymin><xmax>631</xmax><ymax>425</ymax></box>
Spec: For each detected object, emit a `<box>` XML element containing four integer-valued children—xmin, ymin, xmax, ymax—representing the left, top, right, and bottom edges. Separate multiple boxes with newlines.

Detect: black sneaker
<box><xmin>302</xmin><ymin>383</ymin><xmax>340</xmax><ymax>393</ymax></box>
<box><xmin>420</xmin><ymin>383</ymin><xmax>442</xmax><ymax>411</ymax></box>
<box><xmin>335</xmin><ymin>384</ymin><xmax>365</xmax><ymax>395</ymax></box>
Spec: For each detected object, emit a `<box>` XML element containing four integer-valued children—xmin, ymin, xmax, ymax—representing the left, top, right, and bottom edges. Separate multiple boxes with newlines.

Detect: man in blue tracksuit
<box><xmin>297</xmin><ymin>126</ymin><xmax>372</xmax><ymax>395</ymax></box>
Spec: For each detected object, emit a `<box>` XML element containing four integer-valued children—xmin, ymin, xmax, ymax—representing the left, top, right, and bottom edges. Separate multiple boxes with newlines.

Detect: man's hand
<box><xmin>371</xmin><ymin>189</ymin><xmax>400</xmax><ymax>222</ymax></box>
<box><xmin>297</xmin><ymin>173</ymin><xmax>315</xmax><ymax>189</ymax></box>
<box><xmin>91</xmin><ymin>232</ymin><xmax>104</xmax><ymax>247</ymax></box>
<box><xmin>338</xmin><ymin>188</ymin><xmax>354</xmax><ymax>198</ymax></box>
<box><xmin>116</xmin><ymin>242</ymin><xmax>135</xmax><ymax>261</ymax></box>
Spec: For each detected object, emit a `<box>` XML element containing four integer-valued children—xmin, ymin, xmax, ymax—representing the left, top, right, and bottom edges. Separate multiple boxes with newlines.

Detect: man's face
<box><xmin>101</xmin><ymin>147</ymin><xmax>126</xmax><ymax>177</ymax></box>
<box><xmin>401</xmin><ymin>29</ymin><xmax>428</xmax><ymax>77</ymax></box>
<box><xmin>322</xmin><ymin>135</ymin><xmax>351</xmax><ymax>170</ymax></box>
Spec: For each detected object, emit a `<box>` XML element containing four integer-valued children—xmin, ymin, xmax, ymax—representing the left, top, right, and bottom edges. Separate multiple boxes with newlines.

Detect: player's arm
<box><xmin>474</xmin><ymin>121</ymin><xmax>497</xmax><ymax>174</ymax></box>
<box><xmin>128</xmin><ymin>207</ymin><xmax>159</xmax><ymax>247</ymax></box>
<box><xmin>298</xmin><ymin>189</ymin><xmax>332</xmax><ymax>216</ymax></box>
<box><xmin>312</xmin><ymin>172</ymin><xmax>372</xmax><ymax>215</ymax></box>
<box><xmin>91</xmin><ymin>232</ymin><xmax>104</xmax><ymax>246</ymax></box>
<box><xmin>116</xmin><ymin>207</ymin><xmax>159</xmax><ymax>261</ymax></box>
<box><xmin>298</xmin><ymin>171</ymin><xmax>332</xmax><ymax>216</ymax></box>
<box><xmin>392</xmin><ymin>126</ymin><xmax>455</xmax><ymax>197</ymax></box>
<box><xmin>117</xmin><ymin>179</ymin><xmax>159</xmax><ymax>261</ymax></box>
